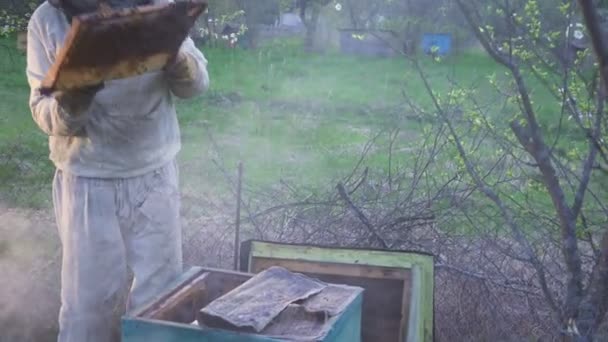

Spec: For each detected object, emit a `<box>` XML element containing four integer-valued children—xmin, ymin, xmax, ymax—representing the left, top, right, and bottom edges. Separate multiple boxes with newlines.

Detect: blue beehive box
<box><xmin>421</xmin><ymin>33</ymin><xmax>452</xmax><ymax>56</ymax></box>
<box><xmin>122</xmin><ymin>267</ymin><xmax>363</xmax><ymax>342</ymax></box>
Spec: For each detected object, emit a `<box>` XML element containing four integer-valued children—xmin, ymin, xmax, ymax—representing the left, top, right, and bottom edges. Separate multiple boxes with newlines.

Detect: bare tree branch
<box><xmin>336</xmin><ymin>182</ymin><xmax>389</xmax><ymax>248</ymax></box>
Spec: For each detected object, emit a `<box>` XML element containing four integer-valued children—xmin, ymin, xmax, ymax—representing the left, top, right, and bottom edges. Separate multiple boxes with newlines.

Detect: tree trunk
<box><xmin>304</xmin><ymin>4</ymin><xmax>321</xmax><ymax>51</ymax></box>
<box><xmin>237</xmin><ymin>0</ymin><xmax>260</xmax><ymax>49</ymax></box>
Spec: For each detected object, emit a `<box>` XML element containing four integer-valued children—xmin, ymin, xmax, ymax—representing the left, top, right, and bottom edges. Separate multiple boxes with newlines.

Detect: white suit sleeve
<box><xmin>26</xmin><ymin>19</ymin><xmax>88</xmax><ymax>136</ymax></box>
<box><xmin>166</xmin><ymin>37</ymin><xmax>210</xmax><ymax>99</ymax></box>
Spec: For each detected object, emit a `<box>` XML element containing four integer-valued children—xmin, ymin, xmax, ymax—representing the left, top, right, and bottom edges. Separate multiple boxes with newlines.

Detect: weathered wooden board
<box><xmin>199</xmin><ymin>266</ymin><xmax>327</xmax><ymax>333</ymax></box>
<box><xmin>40</xmin><ymin>0</ymin><xmax>207</xmax><ymax>94</ymax></box>
<box><xmin>197</xmin><ymin>268</ymin><xmax>253</xmax><ymax>309</ymax></box>
<box><xmin>240</xmin><ymin>241</ymin><xmax>435</xmax><ymax>342</ymax></box>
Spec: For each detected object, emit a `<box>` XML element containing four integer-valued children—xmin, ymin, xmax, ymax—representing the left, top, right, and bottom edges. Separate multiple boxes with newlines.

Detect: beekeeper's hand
<box><xmin>45</xmin><ymin>84</ymin><xmax>102</xmax><ymax>136</ymax></box>
<box><xmin>54</xmin><ymin>84</ymin><xmax>103</xmax><ymax>117</ymax></box>
<box><xmin>164</xmin><ymin>51</ymin><xmax>198</xmax><ymax>84</ymax></box>
<box><xmin>163</xmin><ymin>39</ymin><xmax>209</xmax><ymax>99</ymax></box>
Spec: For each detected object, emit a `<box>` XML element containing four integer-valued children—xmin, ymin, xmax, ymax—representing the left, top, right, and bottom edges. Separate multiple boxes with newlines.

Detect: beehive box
<box><xmin>122</xmin><ymin>267</ymin><xmax>363</xmax><ymax>342</ymax></box>
<box><xmin>240</xmin><ymin>241</ymin><xmax>434</xmax><ymax>342</ymax></box>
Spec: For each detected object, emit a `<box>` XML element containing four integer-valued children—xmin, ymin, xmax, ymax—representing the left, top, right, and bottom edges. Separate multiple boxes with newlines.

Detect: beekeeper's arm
<box><xmin>164</xmin><ymin>37</ymin><xmax>210</xmax><ymax>99</ymax></box>
<box><xmin>26</xmin><ymin>18</ymin><xmax>98</xmax><ymax>136</ymax></box>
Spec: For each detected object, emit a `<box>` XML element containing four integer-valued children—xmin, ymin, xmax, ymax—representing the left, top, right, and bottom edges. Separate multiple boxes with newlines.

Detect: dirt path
<box><xmin>0</xmin><ymin>205</ymin><xmax>61</xmax><ymax>342</ymax></box>
<box><xmin>0</xmin><ymin>194</ymin><xmax>235</xmax><ymax>341</ymax></box>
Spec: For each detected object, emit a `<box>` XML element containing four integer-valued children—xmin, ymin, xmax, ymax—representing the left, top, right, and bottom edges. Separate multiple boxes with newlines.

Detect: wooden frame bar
<box><xmin>40</xmin><ymin>0</ymin><xmax>207</xmax><ymax>93</ymax></box>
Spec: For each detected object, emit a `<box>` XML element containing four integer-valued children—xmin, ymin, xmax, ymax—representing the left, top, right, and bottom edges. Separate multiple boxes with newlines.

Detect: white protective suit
<box><xmin>25</xmin><ymin>1</ymin><xmax>209</xmax><ymax>341</ymax></box>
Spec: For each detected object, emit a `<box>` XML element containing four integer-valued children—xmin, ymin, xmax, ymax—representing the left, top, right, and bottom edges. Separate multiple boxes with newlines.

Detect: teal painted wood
<box><xmin>321</xmin><ymin>293</ymin><xmax>363</xmax><ymax>342</ymax></box>
<box><xmin>122</xmin><ymin>319</ymin><xmax>282</xmax><ymax>342</ymax></box>
<box><xmin>121</xmin><ymin>272</ymin><xmax>363</xmax><ymax>342</ymax></box>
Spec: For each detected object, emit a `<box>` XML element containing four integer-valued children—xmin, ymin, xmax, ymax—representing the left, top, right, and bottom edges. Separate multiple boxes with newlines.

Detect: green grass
<box><xmin>175</xmin><ymin>39</ymin><xmax>513</xmax><ymax>196</ymax></box>
<box><xmin>0</xmin><ymin>36</ymin><xmax>567</xmax><ymax>206</ymax></box>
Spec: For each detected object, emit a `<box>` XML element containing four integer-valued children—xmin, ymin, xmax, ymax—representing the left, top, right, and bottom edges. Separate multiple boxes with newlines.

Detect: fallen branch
<box><xmin>336</xmin><ymin>182</ymin><xmax>388</xmax><ymax>248</ymax></box>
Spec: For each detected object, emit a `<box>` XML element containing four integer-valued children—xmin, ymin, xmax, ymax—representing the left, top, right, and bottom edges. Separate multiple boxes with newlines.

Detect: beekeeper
<box><xmin>26</xmin><ymin>0</ymin><xmax>209</xmax><ymax>341</ymax></box>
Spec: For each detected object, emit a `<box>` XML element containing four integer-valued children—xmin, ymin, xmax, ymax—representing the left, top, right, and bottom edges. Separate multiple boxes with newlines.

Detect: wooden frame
<box><xmin>240</xmin><ymin>241</ymin><xmax>435</xmax><ymax>342</ymax></box>
<box><xmin>40</xmin><ymin>0</ymin><xmax>207</xmax><ymax>94</ymax></box>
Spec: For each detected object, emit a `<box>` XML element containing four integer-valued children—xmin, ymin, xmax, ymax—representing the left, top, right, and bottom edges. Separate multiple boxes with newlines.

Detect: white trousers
<box><xmin>53</xmin><ymin>161</ymin><xmax>183</xmax><ymax>342</ymax></box>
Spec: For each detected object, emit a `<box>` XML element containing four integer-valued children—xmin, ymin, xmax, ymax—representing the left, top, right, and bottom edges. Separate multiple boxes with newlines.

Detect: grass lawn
<box><xmin>0</xmin><ymin>36</ymin><xmax>561</xmax><ymax>207</ymax></box>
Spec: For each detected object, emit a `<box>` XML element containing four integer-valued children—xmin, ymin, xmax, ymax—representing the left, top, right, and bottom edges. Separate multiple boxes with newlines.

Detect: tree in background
<box><xmin>331</xmin><ymin>0</ymin><xmax>468</xmax><ymax>54</ymax></box>
<box><xmin>0</xmin><ymin>1</ymin><xmax>40</xmax><ymax>37</ymax></box>
<box><xmin>233</xmin><ymin>0</ymin><xmax>334</xmax><ymax>51</ymax></box>
<box><xmin>291</xmin><ymin>0</ymin><xmax>330</xmax><ymax>51</ymax></box>
<box><xmin>235</xmin><ymin>0</ymin><xmax>281</xmax><ymax>48</ymax></box>
<box><xmin>404</xmin><ymin>0</ymin><xmax>608</xmax><ymax>339</ymax></box>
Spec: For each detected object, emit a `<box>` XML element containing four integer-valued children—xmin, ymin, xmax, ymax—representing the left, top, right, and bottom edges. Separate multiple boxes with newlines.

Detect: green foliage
<box><xmin>523</xmin><ymin>0</ymin><xmax>541</xmax><ymax>40</ymax></box>
<box><xmin>0</xmin><ymin>1</ymin><xmax>38</xmax><ymax>37</ymax></box>
<box><xmin>419</xmin><ymin>0</ymin><xmax>608</xmax><ymax>248</ymax></box>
